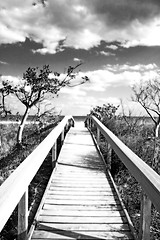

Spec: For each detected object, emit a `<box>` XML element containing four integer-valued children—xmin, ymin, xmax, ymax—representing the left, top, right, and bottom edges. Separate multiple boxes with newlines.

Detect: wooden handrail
<box><xmin>86</xmin><ymin>115</ymin><xmax>160</xmax><ymax>239</ymax></box>
<box><xmin>87</xmin><ymin>115</ymin><xmax>160</xmax><ymax>211</ymax></box>
<box><xmin>0</xmin><ymin>115</ymin><xmax>74</xmax><ymax>237</ymax></box>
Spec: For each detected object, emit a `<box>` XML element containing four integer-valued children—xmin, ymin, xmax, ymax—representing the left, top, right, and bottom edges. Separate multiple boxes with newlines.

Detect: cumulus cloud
<box><xmin>0</xmin><ymin>60</ymin><xmax>8</xmax><ymax>65</ymax></box>
<box><xmin>1</xmin><ymin>0</ymin><xmax>160</xmax><ymax>53</ymax></box>
<box><xmin>105</xmin><ymin>63</ymin><xmax>158</xmax><ymax>72</ymax></box>
<box><xmin>99</xmin><ymin>51</ymin><xmax>115</xmax><ymax>56</ymax></box>
<box><xmin>60</xmin><ymin>86</ymin><xmax>87</xmax><ymax>97</ymax></box>
<box><xmin>80</xmin><ymin>63</ymin><xmax>160</xmax><ymax>92</ymax></box>
<box><xmin>73</xmin><ymin>58</ymin><xmax>82</xmax><ymax>62</ymax></box>
<box><xmin>1</xmin><ymin>62</ymin><xmax>159</xmax><ymax>115</ymax></box>
<box><xmin>106</xmin><ymin>44</ymin><xmax>118</xmax><ymax>50</ymax></box>
<box><xmin>1</xmin><ymin>75</ymin><xmax>20</xmax><ymax>84</ymax></box>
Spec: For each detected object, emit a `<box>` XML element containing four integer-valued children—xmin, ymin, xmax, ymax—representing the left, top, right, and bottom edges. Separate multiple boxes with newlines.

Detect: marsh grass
<box><xmin>0</xmin><ymin>121</ymin><xmax>59</xmax><ymax>239</ymax></box>
<box><xmin>98</xmin><ymin>119</ymin><xmax>160</xmax><ymax>240</ymax></box>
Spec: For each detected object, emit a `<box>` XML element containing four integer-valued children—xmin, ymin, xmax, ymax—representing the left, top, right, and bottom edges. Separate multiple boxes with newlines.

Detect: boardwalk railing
<box><xmin>86</xmin><ymin>115</ymin><xmax>160</xmax><ymax>240</ymax></box>
<box><xmin>0</xmin><ymin>115</ymin><xmax>74</xmax><ymax>240</ymax></box>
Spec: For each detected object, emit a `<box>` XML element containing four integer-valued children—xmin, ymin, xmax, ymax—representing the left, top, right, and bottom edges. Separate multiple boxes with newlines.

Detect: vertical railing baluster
<box><xmin>139</xmin><ymin>193</ymin><xmax>151</xmax><ymax>240</ymax></box>
<box><xmin>107</xmin><ymin>142</ymin><xmax>112</xmax><ymax>170</ymax></box>
<box><xmin>18</xmin><ymin>190</ymin><xmax>28</xmax><ymax>240</ymax></box>
<box><xmin>52</xmin><ymin>140</ymin><xmax>57</xmax><ymax>168</ymax></box>
<box><xmin>88</xmin><ymin>118</ymin><xmax>92</xmax><ymax>130</ymax></box>
<box><xmin>89</xmin><ymin>118</ymin><xmax>91</xmax><ymax>129</ymax></box>
<box><xmin>97</xmin><ymin>128</ymin><xmax>100</xmax><ymax>146</ymax></box>
<box><xmin>61</xmin><ymin>129</ymin><xmax>65</xmax><ymax>145</ymax></box>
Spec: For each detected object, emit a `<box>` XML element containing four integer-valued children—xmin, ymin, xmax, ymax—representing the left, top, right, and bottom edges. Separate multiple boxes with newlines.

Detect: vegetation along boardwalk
<box><xmin>29</xmin><ymin>120</ymin><xmax>135</xmax><ymax>240</ymax></box>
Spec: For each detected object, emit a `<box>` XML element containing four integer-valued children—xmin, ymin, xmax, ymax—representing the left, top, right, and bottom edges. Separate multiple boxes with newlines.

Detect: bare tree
<box><xmin>3</xmin><ymin>63</ymin><xmax>89</xmax><ymax>146</ymax></box>
<box><xmin>132</xmin><ymin>78</ymin><xmax>160</xmax><ymax>169</ymax></box>
<box><xmin>34</xmin><ymin>102</ymin><xmax>59</xmax><ymax>129</ymax></box>
<box><xmin>120</xmin><ymin>99</ymin><xmax>145</xmax><ymax>134</ymax></box>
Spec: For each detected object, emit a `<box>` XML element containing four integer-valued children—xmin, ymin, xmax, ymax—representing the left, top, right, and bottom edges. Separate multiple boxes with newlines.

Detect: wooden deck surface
<box><xmin>30</xmin><ymin>120</ymin><xmax>135</xmax><ymax>240</ymax></box>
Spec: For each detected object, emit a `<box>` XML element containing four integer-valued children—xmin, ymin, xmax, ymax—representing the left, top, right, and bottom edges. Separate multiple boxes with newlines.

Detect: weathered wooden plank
<box><xmin>42</xmin><ymin>204</ymin><xmax>123</xmax><ymax>211</ymax></box>
<box><xmin>63</xmin><ymin>136</ymin><xmax>94</xmax><ymax>145</ymax></box>
<box><xmin>38</xmin><ymin>215</ymin><xmax>127</xmax><ymax>224</ymax></box>
<box><xmin>49</xmin><ymin>187</ymin><xmax>115</xmax><ymax>192</ymax></box>
<box><xmin>37</xmin><ymin>222</ymin><xmax>130</xmax><ymax>231</ymax></box>
<box><xmin>44</xmin><ymin>199</ymin><xmax>119</xmax><ymax>205</ymax></box>
<box><xmin>52</xmin><ymin>179</ymin><xmax>108</xmax><ymax>183</ymax></box>
<box><xmin>48</xmin><ymin>188</ymin><xmax>114</xmax><ymax>192</ymax></box>
<box><xmin>54</xmin><ymin>169</ymin><xmax>106</xmax><ymax>175</ymax></box>
<box><xmin>49</xmin><ymin>186</ymin><xmax>114</xmax><ymax>191</ymax></box>
<box><xmin>31</xmin><ymin>230</ymin><xmax>134</xmax><ymax>239</ymax></box>
<box><xmin>50</xmin><ymin>181</ymin><xmax>112</xmax><ymax>186</ymax></box>
<box><xmin>46</xmin><ymin>191</ymin><xmax>116</xmax><ymax>196</ymax></box>
<box><xmin>32</xmin><ymin>231</ymin><xmax>74</xmax><ymax>240</ymax></box>
<box><xmin>45</xmin><ymin>194</ymin><xmax>117</xmax><ymax>201</ymax></box>
<box><xmin>55</xmin><ymin>169</ymin><xmax>106</xmax><ymax>174</ymax></box>
<box><xmin>49</xmin><ymin>184</ymin><xmax>114</xmax><ymax>189</ymax></box>
<box><xmin>49</xmin><ymin>186</ymin><xmax>112</xmax><ymax>191</ymax></box>
<box><xmin>40</xmin><ymin>209</ymin><xmax>125</xmax><ymax>217</ymax></box>
<box><xmin>52</xmin><ymin>177</ymin><xmax>108</xmax><ymax>181</ymax></box>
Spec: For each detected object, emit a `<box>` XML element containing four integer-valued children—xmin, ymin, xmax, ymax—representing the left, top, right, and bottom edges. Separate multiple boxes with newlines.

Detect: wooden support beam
<box><xmin>97</xmin><ymin>128</ymin><xmax>100</xmax><ymax>146</ymax></box>
<box><xmin>107</xmin><ymin>142</ymin><xmax>112</xmax><ymax>170</ymax></box>
<box><xmin>51</xmin><ymin>141</ymin><xmax>57</xmax><ymax>168</ymax></box>
<box><xmin>18</xmin><ymin>190</ymin><xmax>28</xmax><ymax>240</ymax></box>
<box><xmin>61</xmin><ymin>130</ymin><xmax>65</xmax><ymax>145</ymax></box>
<box><xmin>139</xmin><ymin>193</ymin><xmax>151</xmax><ymax>240</ymax></box>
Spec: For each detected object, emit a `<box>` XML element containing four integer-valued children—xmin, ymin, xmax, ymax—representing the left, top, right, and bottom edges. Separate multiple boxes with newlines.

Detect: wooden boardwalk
<box><xmin>30</xmin><ymin>120</ymin><xmax>135</xmax><ymax>240</ymax></box>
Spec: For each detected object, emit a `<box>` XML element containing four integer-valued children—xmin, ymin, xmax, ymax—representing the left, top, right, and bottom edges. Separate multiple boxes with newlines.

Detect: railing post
<box><xmin>106</xmin><ymin>142</ymin><xmax>112</xmax><ymax>170</ymax></box>
<box><xmin>52</xmin><ymin>140</ymin><xmax>57</xmax><ymax>168</ymax></box>
<box><xmin>97</xmin><ymin>127</ymin><xmax>100</xmax><ymax>146</ymax></box>
<box><xmin>139</xmin><ymin>193</ymin><xmax>151</xmax><ymax>240</ymax></box>
<box><xmin>87</xmin><ymin>118</ymin><xmax>90</xmax><ymax>129</ymax></box>
<box><xmin>18</xmin><ymin>190</ymin><xmax>28</xmax><ymax>240</ymax></box>
<box><xmin>88</xmin><ymin>118</ymin><xmax>92</xmax><ymax>130</ymax></box>
<box><xmin>89</xmin><ymin>118</ymin><xmax>92</xmax><ymax>129</ymax></box>
<box><xmin>61</xmin><ymin>129</ymin><xmax>65</xmax><ymax>145</ymax></box>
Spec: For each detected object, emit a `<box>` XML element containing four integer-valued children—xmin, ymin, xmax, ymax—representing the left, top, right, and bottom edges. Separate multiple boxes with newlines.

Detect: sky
<box><xmin>1</xmin><ymin>0</ymin><xmax>160</xmax><ymax>116</ymax></box>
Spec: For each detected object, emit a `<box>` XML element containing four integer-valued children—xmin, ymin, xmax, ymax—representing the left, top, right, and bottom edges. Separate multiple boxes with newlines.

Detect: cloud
<box><xmin>106</xmin><ymin>44</ymin><xmax>118</xmax><ymax>50</ymax></box>
<box><xmin>105</xmin><ymin>63</ymin><xmax>158</xmax><ymax>72</ymax></box>
<box><xmin>1</xmin><ymin>0</ymin><xmax>160</xmax><ymax>53</ymax></box>
<box><xmin>80</xmin><ymin>63</ymin><xmax>160</xmax><ymax>92</ymax></box>
<box><xmin>60</xmin><ymin>86</ymin><xmax>87</xmax><ymax>97</ymax></box>
<box><xmin>0</xmin><ymin>60</ymin><xmax>8</xmax><ymax>65</ymax></box>
<box><xmin>87</xmin><ymin>0</ymin><xmax>160</xmax><ymax>26</ymax></box>
<box><xmin>99</xmin><ymin>51</ymin><xmax>115</xmax><ymax>56</ymax></box>
<box><xmin>1</xmin><ymin>75</ymin><xmax>20</xmax><ymax>84</ymax></box>
<box><xmin>1</xmin><ymin>62</ymin><xmax>159</xmax><ymax>116</ymax></box>
<box><xmin>1</xmin><ymin>63</ymin><xmax>158</xmax><ymax>94</ymax></box>
<box><xmin>73</xmin><ymin>58</ymin><xmax>82</xmax><ymax>62</ymax></box>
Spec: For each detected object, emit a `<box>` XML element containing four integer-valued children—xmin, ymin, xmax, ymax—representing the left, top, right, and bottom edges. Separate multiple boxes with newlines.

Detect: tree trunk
<box><xmin>17</xmin><ymin>107</ymin><xmax>30</xmax><ymax>145</ymax></box>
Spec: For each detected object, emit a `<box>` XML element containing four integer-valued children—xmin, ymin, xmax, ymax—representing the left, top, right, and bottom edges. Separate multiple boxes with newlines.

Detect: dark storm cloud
<box><xmin>84</xmin><ymin>0</ymin><xmax>160</xmax><ymax>27</ymax></box>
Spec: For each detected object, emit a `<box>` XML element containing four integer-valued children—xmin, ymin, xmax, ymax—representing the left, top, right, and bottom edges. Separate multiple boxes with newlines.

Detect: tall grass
<box><xmin>97</xmin><ymin>118</ymin><xmax>160</xmax><ymax>240</ymax></box>
<box><xmin>0</xmin><ymin>121</ymin><xmax>58</xmax><ymax>239</ymax></box>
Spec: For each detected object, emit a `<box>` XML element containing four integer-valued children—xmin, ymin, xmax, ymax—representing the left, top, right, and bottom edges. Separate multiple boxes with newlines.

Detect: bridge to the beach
<box><xmin>0</xmin><ymin>116</ymin><xmax>160</xmax><ymax>240</ymax></box>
